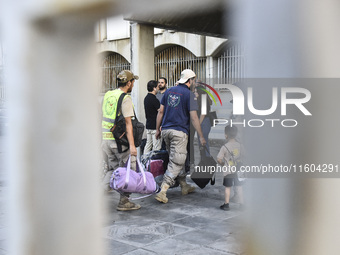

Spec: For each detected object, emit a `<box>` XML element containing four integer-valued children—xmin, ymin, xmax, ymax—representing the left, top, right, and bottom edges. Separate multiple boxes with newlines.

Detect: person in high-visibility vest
<box><xmin>101</xmin><ymin>70</ymin><xmax>141</xmax><ymax>211</ymax></box>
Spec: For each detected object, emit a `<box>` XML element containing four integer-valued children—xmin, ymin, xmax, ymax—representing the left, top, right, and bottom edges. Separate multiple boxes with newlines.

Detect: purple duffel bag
<box><xmin>110</xmin><ymin>157</ymin><xmax>159</xmax><ymax>194</ymax></box>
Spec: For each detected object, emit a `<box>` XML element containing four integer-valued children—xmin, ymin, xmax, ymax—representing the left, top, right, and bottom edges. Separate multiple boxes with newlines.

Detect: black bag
<box><xmin>140</xmin><ymin>138</ymin><xmax>147</xmax><ymax>154</ymax></box>
<box><xmin>208</xmin><ymin>111</ymin><xmax>218</xmax><ymax>126</ymax></box>
<box><xmin>190</xmin><ymin>147</ymin><xmax>216</xmax><ymax>189</ymax></box>
<box><xmin>111</xmin><ymin>93</ymin><xmax>145</xmax><ymax>153</ymax></box>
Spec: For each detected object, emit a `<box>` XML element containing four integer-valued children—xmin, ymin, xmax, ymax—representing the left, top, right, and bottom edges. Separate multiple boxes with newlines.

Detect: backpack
<box><xmin>224</xmin><ymin>143</ymin><xmax>246</xmax><ymax>182</ymax></box>
<box><xmin>111</xmin><ymin>93</ymin><xmax>145</xmax><ymax>153</ymax></box>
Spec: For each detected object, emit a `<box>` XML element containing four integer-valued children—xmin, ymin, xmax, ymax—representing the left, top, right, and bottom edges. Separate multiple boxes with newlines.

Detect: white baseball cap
<box><xmin>177</xmin><ymin>69</ymin><xmax>196</xmax><ymax>84</ymax></box>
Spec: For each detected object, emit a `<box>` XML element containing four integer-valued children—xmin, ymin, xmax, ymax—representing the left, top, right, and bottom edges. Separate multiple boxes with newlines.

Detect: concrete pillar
<box><xmin>199</xmin><ymin>35</ymin><xmax>206</xmax><ymax>57</ymax></box>
<box><xmin>294</xmin><ymin>0</ymin><xmax>340</xmax><ymax>254</ymax></box>
<box><xmin>206</xmin><ymin>56</ymin><xmax>218</xmax><ymax>85</ymax></box>
<box><xmin>206</xmin><ymin>56</ymin><xmax>213</xmax><ymax>83</ymax></box>
<box><xmin>99</xmin><ymin>19</ymin><xmax>107</xmax><ymax>41</ymax></box>
<box><xmin>239</xmin><ymin>0</ymin><xmax>300</xmax><ymax>252</ymax></box>
<box><xmin>2</xmin><ymin>1</ymin><xmax>108</xmax><ymax>255</ymax></box>
<box><xmin>237</xmin><ymin>0</ymin><xmax>340</xmax><ymax>254</ymax></box>
<box><xmin>130</xmin><ymin>22</ymin><xmax>155</xmax><ymax>126</ymax></box>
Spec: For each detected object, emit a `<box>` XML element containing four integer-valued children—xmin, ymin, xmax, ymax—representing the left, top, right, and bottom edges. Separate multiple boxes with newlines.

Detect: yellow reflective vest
<box><xmin>102</xmin><ymin>89</ymin><xmax>126</xmax><ymax>140</ymax></box>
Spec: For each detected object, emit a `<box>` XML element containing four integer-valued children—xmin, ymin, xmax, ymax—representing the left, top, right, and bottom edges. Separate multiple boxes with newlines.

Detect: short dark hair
<box><xmin>117</xmin><ymin>78</ymin><xmax>134</xmax><ymax>88</ymax></box>
<box><xmin>117</xmin><ymin>80</ymin><xmax>127</xmax><ymax>88</ymax></box>
<box><xmin>225</xmin><ymin>125</ymin><xmax>238</xmax><ymax>139</ymax></box>
<box><xmin>184</xmin><ymin>77</ymin><xmax>195</xmax><ymax>84</ymax></box>
<box><xmin>147</xmin><ymin>80</ymin><xmax>158</xmax><ymax>92</ymax></box>
<box><xmin>159</xmin><ymin>77</ymin><xmax>167</xmax><ymax>84</ymax></box>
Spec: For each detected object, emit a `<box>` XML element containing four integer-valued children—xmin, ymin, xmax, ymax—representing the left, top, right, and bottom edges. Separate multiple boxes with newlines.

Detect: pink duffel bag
<box><xmin>110</xmin><ymin>156</ymin><xmax>159</xmax><ymax>195</ymax></box>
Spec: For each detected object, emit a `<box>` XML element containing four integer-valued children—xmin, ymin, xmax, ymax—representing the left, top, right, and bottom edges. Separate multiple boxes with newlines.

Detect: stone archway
<box><xmin>100</xmin><ymin>51</ymin><xmax>131</xmax><ymax>93</ymax></box>
<box><xmin>214</xmin><ymin>41</ymin><xmax>245</xmax><ymax>84</ymax></box>
<box><xmin>155</xmin><ymin>45</ymin><xmax>206</xmax><ymax>87</ymax></box>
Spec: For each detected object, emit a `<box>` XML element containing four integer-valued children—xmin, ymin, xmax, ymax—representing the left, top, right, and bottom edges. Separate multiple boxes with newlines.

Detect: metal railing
<box><xmin>217</xmin><ymin>44</ymin><xmax>244</xmax><ymax>84</ymax></box>
<box><xmin>100</xmin><ymin>44</ymin><xmax>244</xmax><ymax>92</ymax></box>
<box><xmin>155</xmin><ymin>46</ymin><xmax>206</xmax><ymax>87</ymax></box>
<box><xmin>100</xmin><ymin>53</ymin><xmax>131</xmax><ymax>93</ymax></box>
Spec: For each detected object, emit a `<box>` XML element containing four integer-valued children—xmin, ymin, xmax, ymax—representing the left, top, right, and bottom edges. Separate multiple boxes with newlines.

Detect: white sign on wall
<box><xmin>107</xmin><ymin>15</ymin><xmax>130</xmax><ymax>40</ymax></box>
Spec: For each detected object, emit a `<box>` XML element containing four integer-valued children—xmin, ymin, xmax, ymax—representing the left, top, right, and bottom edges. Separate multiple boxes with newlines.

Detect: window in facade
<box><xmin>217</xmin><ymin>43</ymin><xmax>245</xmax><ymax>84</ymax></box>
<box><xmin>155</xmin><ymin>45</ymin><xmax>206</xmax><ymax>87</ymax></box>
<box><xmin>101</xmin><ymin>52</ymin><xmax>130</xmax><ymax>93</ymax></box>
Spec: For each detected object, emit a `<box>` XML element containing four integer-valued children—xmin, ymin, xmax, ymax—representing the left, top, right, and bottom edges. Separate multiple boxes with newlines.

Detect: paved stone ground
<box><xmin>102</xmin><ymin>145</ymin><xmax>247</xmax><ymax>255</ymax></box>
<box><xmin>103</xmin><ymin>184</ymin><xmax>246</xmax><ymax>255</ymax></box>
<box><xmin>0</xmin><ymin>136</ymin><xmax>246</xmax><ymax>255</ymax></box>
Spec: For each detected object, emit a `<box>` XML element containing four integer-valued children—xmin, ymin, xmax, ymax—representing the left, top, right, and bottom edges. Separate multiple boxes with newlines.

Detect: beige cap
<box><xmin>117</xmin><ymin>70</ymin><xmax>139</xmax><ymax>83</ymax></box>
<box><xmin>177</xmin><ymin>69</ymin><xmax>196</xmax><ymax>84</ymax></box>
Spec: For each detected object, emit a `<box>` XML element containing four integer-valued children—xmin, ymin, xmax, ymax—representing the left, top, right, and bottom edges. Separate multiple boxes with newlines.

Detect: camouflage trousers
<box><xmin>161</xmin><ymin>129</ymin><xmax>188</xmax><ymax>186</ymax></box>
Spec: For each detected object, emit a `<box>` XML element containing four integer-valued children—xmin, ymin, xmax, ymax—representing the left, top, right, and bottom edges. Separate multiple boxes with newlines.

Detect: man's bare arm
<box><xmin>190</xmin><ymin>110</ymin><xmax>206</xmax><ymax>147</ymax></box>
<box><xmin>155</xmin><ymin>104</ymin><xmax>164</xmax><ymax>139</ymax></box>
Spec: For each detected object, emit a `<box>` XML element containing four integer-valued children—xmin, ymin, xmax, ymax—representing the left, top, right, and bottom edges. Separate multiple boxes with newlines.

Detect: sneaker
<box><xmin>117</xmin><ymin>201</ymin><xmax>141</xmax><ymax>211</ymax></box>
<box><xmin>220</xmin><ymin>203</ymin><xmax>230</xmax><ymax>211</ymax></box>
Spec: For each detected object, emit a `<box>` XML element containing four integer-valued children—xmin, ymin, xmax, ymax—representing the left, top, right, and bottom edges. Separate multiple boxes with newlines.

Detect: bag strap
<box><xmin>115</xmin><ymin>92</ymin><xmax>138</xmax><ymax>123</ymax></box>
<box><xmin>117</xmin><ymin>189</ymin><xmax>159</xmax><ymax>201</ymax></box>
<box><xmin>114</xmin><ymin>93</ymin><xmax>130</xmax><ymax>153</ymax></box>
<box><xmin>223</xmin><ymin>145</ymin><xmax>235</xmax><ymax>166</ymax></box>
<box><xmin>123</xmin><ymin>156</ymin><xmax>131</xmax><ymax>189</ymax></box>
<box><xmin>119</xmin><ymin>156</ymin><xmax>160</xmax><ymax>200</ymax></box>
<box><xmin>114</xmin><ymin>92</ymin><xmax>127</xmax><ymax>125</ymax></box>
<box><xmin>124</xmin><ymin>156</ymin><xmax>149</xmax><ymax>191</ymax></box>
<box><xmin>127</xmin><ymin>159</ymin><xmax>161</xmax><ymax>200</ymax></box>
<box><xmin>223</xmin><ymin>142</ymin><xmax>241</xmax><ymax>166</ymax></box>
<box><xmin>136</xmin><ymin>158</ymin><xmax>148</xmax><ymax>190</ymax></box>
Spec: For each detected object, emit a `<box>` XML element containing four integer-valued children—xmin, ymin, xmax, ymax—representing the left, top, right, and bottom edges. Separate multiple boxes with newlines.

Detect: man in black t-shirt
<box><xmin>143</xmin><ymin>80</ymin><xmax>162</xmax><ymax>154</ymax></box>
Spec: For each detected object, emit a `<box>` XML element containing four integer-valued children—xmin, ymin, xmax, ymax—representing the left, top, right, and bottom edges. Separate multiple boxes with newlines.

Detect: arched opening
<box><xmin>215</xmin><ymin>41</ymin><xmax>245</xmax><ymax>84</ymax></box>
<box><xmin>100</xmin><ymin>51</ymin><xmax>131</xmax><ymax>93</ymax></box>
<box><xmin>155</xmin><ymin>45</ymin><xmax>206</xmax><ymax>87</ymax></box>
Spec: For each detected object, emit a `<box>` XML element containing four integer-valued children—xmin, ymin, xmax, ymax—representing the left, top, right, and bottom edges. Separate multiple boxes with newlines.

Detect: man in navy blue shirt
<box><xmin>155</xmin><ymin>69</ymin><xmax>206</xmax><ymax>203</ymax></box>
